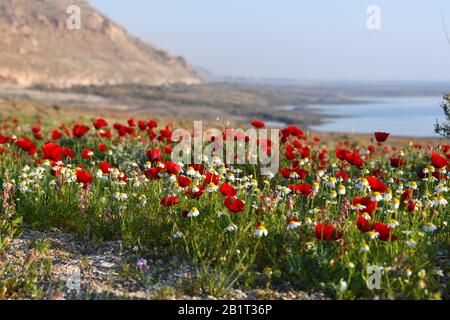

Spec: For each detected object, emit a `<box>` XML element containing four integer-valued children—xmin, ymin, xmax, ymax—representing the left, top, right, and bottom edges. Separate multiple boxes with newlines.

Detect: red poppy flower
<box><xmin>164</xmin><ymin>145</ymin><xmax>173</xmax><ymax>154</ymax></box>
<box><xmin>82</xmin><ymin>148</ymin><xmax>93</xmax><ymax>160</ymax></box>
<box><xmin>42</xmin><ymin>142</ymin><xmax>63</xmax><ymax>162</ymax></box>
<box><xmin>219</xmin><ymin>183</ymin><xmax>237</xmax><ymax>197</ymax></box>
<box><xmin>431</xmin><ymin>152</ymin><xmax>449</xmax><ymax>168</ymax></box>
<box><xmin>133</xmin><ymin>121</ymin><xmax>144</xmax><ymax>131</ymax></box>
<box><xmin>0</xmin><ymin>135</ymin><xmax>11</xmax><ymax>144</ymax></box>
<box><xmin>144</xmin><ymin>167</ymin><xmax>165</xmax><ymax>180</ymax></box>
<box><xmin>73</xmin><ymin>124</ymin><xmax>90</xmax><ymax>138</ymax></box>
<box><xmin>76</xmin><ymin>170</ymin><xmax>93</xmax><ymax>188</ymax></box>
<box><xmin>93</xmin><ymin>118</ymin><xmax>108</xmax><ymax>129</ymax></box>
<box><xmin>390</xmin><ymin>158</ymin><xmax>406</xmax><ymax>168</ymax></box>
<box><xmin>177</xmin><ymin>176</ymin><xmax>191</xmax><ymax>188</ymax></box>
<box><xmin>147</xmin><ymin>120</ymin><xmax>158</xmax><ymax>129</ymax></box>
<box><xmin>146</xmin><ymin>148</ymin><xmax>162</xmax><ymax>162</ymax></box>
<box><xmin>299</xmin><ymin>146</ymin><xmax>310</xmax><ymax>159</ymax></box>
<box><xmin>407</xmin><ymin>200</ymin><xmax>416</xmax><ymax>212</ymax></box>
<box><xmin>33</xmin><ymin>131</ymin><xmax>43</xmax><ymax>140</ymax></box>
<box><xmin>401</xmin><ymin>189</ymin><xmax>412</xmax><ymax>202</ymax></box>
<box><xmin>442</xmin><ymin>144</ymin><xmax>450</xmax><ymax>153</ymax></box>
<box><xmin>356</xmin><ymin>215</ymin><xmax>372</xmax><ymax>232</ymax></box>
<box><xmin>63</xmin><ymin>147</ymin><xmax>75</xmax><ymax>159</ymax></box>
<box><xmin>289</xmin><ymin>183</ymin><xmax>312</xmax><ymax>196</ymax></box>
<box><xmin>335</xmin><ymin>148</ymin><xmax>352</xmax><ymax>161</ymax></box>
<box><xmin>160</xmin><ymin>196</ymin><xmax>179</xmax><ymax>207</ymax></box>
<box><xmin>432</xmin><ymin>171</ymin><xmax>448</xmax><ymax>180</ymax></box>
<box><xmin>224</xmin><ymin>197</ymin><xmax>245</xmax><ymax>213</ymax></box>
<box><xmin>100</xmin><ymin>129</ymin><xmax>112</xmax><ymax>139</ymax></box>
<box><xmin>352</xmin><ymin>197</ymin><xmax>377</xmax><ymax>215</ymax></box>
<box><xmin>315</xmin><ymin>224</ymin><xmax>341</xmax><ymax>240</ymax></box>
<box><xmin>15</xmin><ymin>138</ymin><xmax>36</xmax><ymax>155</ymax></box>
<box><xmin>31</xmin><ymin>126</ymin><xmax>41</xmax><ymax>134</ymax></box>
<box><xmin>285</xmin><ymin>144</ymin><xmax>297</xmax><ymax>160</ymax></box>
<box><xmin>127</xmin><ymin>119</ymin><xmax>136</xmax><ymax>127</ymax></box>
<box><xmin>204</xmin><ymin>173</ymin><xmax>220</xmax><ymax>185</ymax></box>
<box><xmin>285</xmin><ymin>151</ymin><xmax>296</xmax><ymax>160</ymax></box>
<box><xmin>190</xmin><ymin>164</ymin><xmax>205</xmax><ymax>174</ymax></box>
<box><xmin>159</xmin><ymin>128</ymin><xmax>172</xmax><ymax>142</ymax></box>
<box><xmin>113</xmin><ymin>122</ymin><xmax>127</xmax><ymax>137</ymax></box>
<box><xmin>373</xmin><ymin>222</ymin><xmax>397</xmax><ymax>241</ymax></box>
<box><xmin>345</xmin><ymin>152</ymin><xmax>363</xmax><ymax>168</ymax></box>
<box><xmin>147</xmin><ymin>130</ymin><xmax>156</xmax><ymax>141</ymax></box>
<box><xmin>187</xmin><ymin>185</ymin><xmax>205</xmax><ymax>199</ymax></box>
<box><xmin>280</xmin><ymin>168</ymin><xmax>308</xmax><ymax>179</ymax></box>
<box><xmin>100</xmin><ymin>162</ymin><xmax>112</xmax><ymax>174</ymax></box>
<box><xmin>166</xmin><ymin>162</ymin><xmax>181</xmax><ymax>175</ymax></box>
<box><xmin>281</xmin><ymin>125</ymin><xmax>304</xmax><ymax>139</ymax></box>
<box><xmin>374</xmin><ymin>132</ymin><xmax>390</xmax><ymax>142</ymax></box>
<box><xmin>123</xmin><ymin>125</ymin><xmax>134</xmax><ymax>136</ymax></box>
<box><xmin>293</xmin><ymin>140</ymin><xmax>302</xmax><ymax>149</ymax></box>
<box><xmin>251</xmin><ymin>120</ymin><xmax>265</xmax><ymax>128</ymax></box>
<box><xmin>367</xmin><ymin>176</ymin><xmax>388</xmax><ymax>193</ymax></box>
<box><xmin>98</xmin><ymin>144</ymin><xmax>108</xmax><ymax>152</ymax></box>
<box><xmin>51</xmin><ymin>130</ymin><xmax>62</xmax><ymax>140</ymax></box>
<box><xmin>280</xmin><ymin>168</ymin><xmax>291</xmax><ymax>178</ymax></box>
<box><xmin>336</xmin><ymin>171</ymin><xmax>349</xmax><ymax>181</ymax></box>
<box><xmin>317</xmin><ymin>224</ymin><xmax>334</xmax><ymax>240</ymax></box>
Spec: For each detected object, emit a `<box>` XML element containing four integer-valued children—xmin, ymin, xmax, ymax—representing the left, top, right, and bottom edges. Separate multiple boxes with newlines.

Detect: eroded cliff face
<box><xmin>0</xmin><ymin>0</ymin><xmax>202</xmax><ymax>87</ymax></box>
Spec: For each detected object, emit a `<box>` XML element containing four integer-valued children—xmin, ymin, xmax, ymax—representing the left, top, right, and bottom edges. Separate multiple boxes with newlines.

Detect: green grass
<box><xmin>0</xmin><ymin>115</ymin><xmax>448</xmax><ymax>299</ymax></box>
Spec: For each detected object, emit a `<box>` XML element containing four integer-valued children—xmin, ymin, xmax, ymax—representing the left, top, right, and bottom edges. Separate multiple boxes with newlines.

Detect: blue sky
<box><xmin>90</xmin><ymin>0</ymin><xmax>450</xmax><ymax>81</ymax></box>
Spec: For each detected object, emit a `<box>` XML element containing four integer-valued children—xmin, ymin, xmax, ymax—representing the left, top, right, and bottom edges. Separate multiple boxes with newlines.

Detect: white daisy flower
<box><xmin>287</xmin><ymin>219</ymin><xmax>302</xmax><ymax>230</ymax></box>
<box><xmin>371</xmin><ymin>192</ymin><xmax>383</xmax><ymax>202</ymax></box>
<box><xmin>187</xmin><ymin>207</ymin><xmax>200</xmax><ymax>218</ymax></box>
<box><xmin>337</xmin><ymin>185</ymin><xmax>346</xmax><ymax>195</ymax></box>
<box><xmin>255</xmin><ymin>224</ymin><xmax>268</xmax><ymax>237</ymax></box>
<box><xmin>367</xmin><ymin>231</ymin><xmax>380</xmax><ymax>240</ymax></box>
<box><xmin>360</xmin><ymin>243</ymin><xmax>370</xmax><ymax>252</ymax></box>
<box><xmin>387</xmin><ymin>219</ymin><xmax>399</xmax><ymax>228</ymax></box>
<box><xmin>423</xmin><ymin>223</ymin><xmax>437</xmax><ymax>232</ymax></box>
<box><xmin>432</xmin><ymin>196</ymin><xmax>447</xmax><ymax>206</ymax></box>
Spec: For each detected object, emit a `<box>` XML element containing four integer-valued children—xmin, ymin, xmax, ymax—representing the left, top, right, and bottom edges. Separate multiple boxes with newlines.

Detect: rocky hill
<box><xmin>0</xmin><ymin>0</ymin><xmax>202</xmax><ymax>87</ymax></box>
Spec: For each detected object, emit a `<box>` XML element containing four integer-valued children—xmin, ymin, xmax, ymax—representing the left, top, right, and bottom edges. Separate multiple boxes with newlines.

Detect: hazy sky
<box><xmin>90</xmin><ymin>0</ymin><xmax>450</xmax><ymax>81</ymax></box>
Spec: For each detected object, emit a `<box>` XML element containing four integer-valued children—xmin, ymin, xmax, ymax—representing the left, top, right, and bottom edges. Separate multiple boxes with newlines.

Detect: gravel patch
<box><xmin>3</xmin><ymin>228</ymin><xmax>327</xmax><ymax>300</ymax></box>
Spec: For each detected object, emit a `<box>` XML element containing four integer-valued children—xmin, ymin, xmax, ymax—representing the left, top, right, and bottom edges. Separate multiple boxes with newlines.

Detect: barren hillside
<box><xmin>0</xmin><ymin>0</ymin><xmax>202</xmax><ymax>87</ymax></box>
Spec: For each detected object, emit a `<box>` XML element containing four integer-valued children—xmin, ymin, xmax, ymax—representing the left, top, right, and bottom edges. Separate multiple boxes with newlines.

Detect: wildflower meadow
<box><xmin>0</xmin><ymin>114</ymin><xmax>448</xmax><ymax>300</ymax></box>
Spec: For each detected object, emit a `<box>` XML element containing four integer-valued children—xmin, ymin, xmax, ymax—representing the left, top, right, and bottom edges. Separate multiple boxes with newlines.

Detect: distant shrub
<box><xmin>435</xmin><ymin>93</ymin><xmax>450</xmax><ymax>139</ymax></box>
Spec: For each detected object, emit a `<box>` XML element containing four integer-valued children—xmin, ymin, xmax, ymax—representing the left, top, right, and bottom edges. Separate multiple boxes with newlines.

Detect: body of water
<box><xmin>309</xmin><ymin>95</ymin><xmax>445</xmax><ymax>137</ymax></box>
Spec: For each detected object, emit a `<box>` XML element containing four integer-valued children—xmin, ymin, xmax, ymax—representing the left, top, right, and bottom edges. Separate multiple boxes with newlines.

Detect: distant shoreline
<box><xmin>0</xmin><ymin>82</ymin><xmax>447</xmax><ymax>137</ymax></box>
